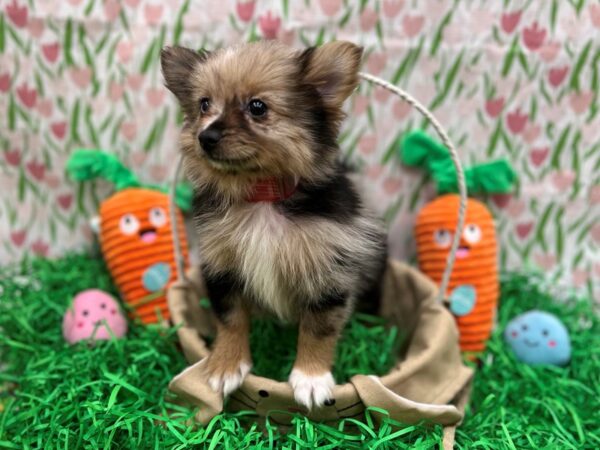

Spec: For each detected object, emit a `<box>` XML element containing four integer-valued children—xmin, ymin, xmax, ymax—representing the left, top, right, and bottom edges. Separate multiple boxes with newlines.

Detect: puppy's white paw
<box><xmin>208</xmin><ymin>361</ymin><xmax>252</xmax><ymax>396</ymax></box>
<box><xmin>289</xmin><ymin>369</ymin><xmax>335</xmax><ymax>410</ymax></box>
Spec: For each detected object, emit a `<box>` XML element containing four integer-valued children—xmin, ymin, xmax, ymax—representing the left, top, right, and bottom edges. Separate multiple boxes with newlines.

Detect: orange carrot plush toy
<box><xmin>67</xmin><ymin>150</ymin><xmax>192</xmax><ymax>324</ymax></box>
<box><xmin>400</xmin><ymin>131</ymin><xmax>516</xmax><ymax>353</ymax></box>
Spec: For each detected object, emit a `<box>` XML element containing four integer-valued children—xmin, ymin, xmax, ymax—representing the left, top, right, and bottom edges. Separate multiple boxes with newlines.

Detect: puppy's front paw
<box><xmin>289</xmin><ymin>369</ymin><xmax>335</xmax><ymax>410</ymax></box>
<box><xmin>203</xmin><ymin>356</ymin><xmax>252</xmax><ymax>396</ymax></box>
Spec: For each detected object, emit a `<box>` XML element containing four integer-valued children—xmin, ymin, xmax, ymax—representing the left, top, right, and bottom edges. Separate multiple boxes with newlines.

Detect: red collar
<box><xmin>245</xmin><ymin>176</ymin><xmax>298</xmax><ymax>202</ymax></box>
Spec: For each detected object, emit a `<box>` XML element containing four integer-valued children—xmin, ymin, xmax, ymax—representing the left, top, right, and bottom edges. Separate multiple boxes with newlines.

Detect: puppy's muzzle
<box><xmin>198</xmin><ymin>126</ymin><xmax>222</xmax><ymax>155</ymax></box>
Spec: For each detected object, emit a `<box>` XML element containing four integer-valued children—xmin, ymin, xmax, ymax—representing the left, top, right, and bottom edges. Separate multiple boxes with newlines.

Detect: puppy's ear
<box><xmin>300</xmin><ymin>41</ymin><xmax>363</xmax><ymax>108</ymax></box>
<box><xmin>161</xmin><ymin>46</ymin><xmax>208</xmax><ymax>110</ymax></box>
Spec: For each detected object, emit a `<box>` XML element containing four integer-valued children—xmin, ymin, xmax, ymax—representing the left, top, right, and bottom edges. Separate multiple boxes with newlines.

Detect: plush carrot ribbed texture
<box><xmin>416</xmin><ymin>194</ymin><xmax>498</xmax><ymax>352</ymax></box>
<box><xmin>67</xmin><ymin>150</ymin><xmax>192</xmax><ymax>324</ymax></box>
<box><xmin>99</xmin><ymin>189</ymin><xmax>189</xmax><ymax>323</ymax></box>
<box><xmin>400</xmin><ymin>130</ymin><xmax>516</xmax><ymax>353</ymax></box>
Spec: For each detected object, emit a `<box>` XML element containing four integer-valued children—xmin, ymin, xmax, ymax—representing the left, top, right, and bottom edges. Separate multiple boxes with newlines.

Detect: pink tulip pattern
<box><xmin>6</xmin><ymin>0</ymin><xmax>28</xmax><ymax>28</ymax></box>
<box><xmin>522</xmin><ymin>22</ymin><xmax>547</xmax><ymax>51</ymax></box>
<box><xmin>42</xmin><ymin>43</ymin><xmax>60</xmax><ymax>63</ymax></box>
<box><xmin>501</xmin><ymin>11</ymin><xmax>521</xmax><ymax>33</ymax></box>
<box><xmin>0</xmin><ymin>73</ymin><xmax>11</xmax><ymax>92</ymax></box>
<box><xmin>0</xmin><ymin>1</ymin><xmax>598</xmax><ymax>297</ymax></box>
<box><xmin>548</xmin><ymin>66</ymin><xmax>569</xmax><ymax>87</ymax></box>
<box><xmin>506</xmin><ymin>109</ymin><xmax>528</xmax><ymax>134</ymax></box>
<box><xmin>485</xmin><ymin>97</ymin><xmax>504</xmax><ymax>118</ymax></box>
<box><xmin>236</xmin><ymin>1</ymin><xmax>255</xmax><ymax>22</ymax></box>
<box><xmin>258</xmin><ymin>11</ymin><xmax>281</xmax><ymax>39</ymax></box>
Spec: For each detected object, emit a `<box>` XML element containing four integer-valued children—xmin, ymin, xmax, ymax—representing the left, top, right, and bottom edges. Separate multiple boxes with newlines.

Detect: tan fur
<box><xmin>301</xmin><ymin>41</ymin><xmax>363</xmax><ymax>112</ymax></box>
<box><xmin>201</xmin><ymin>299</ymin><xmax>252</xmax><ymax>378</ymax></box>
<box><xmin>294</xmin><ymin>306</ymin><xmax>351</xmax><ymax>375</ymax></box>
<box><xmin>294</xmin><ymin>333</ymin><xmax>338</xmax><ymax>375</ymax></box>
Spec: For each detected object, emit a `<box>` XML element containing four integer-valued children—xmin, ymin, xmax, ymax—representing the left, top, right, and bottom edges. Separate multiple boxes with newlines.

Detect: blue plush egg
<box><xmin>504</xmin><ymin>310</ymin><xmax>571</xmax><ymax>366</ymax></box>
<box><xmin>142</xmin><ymin>262</ymin><xmax>171</xmax><ymax>292</ymax></box>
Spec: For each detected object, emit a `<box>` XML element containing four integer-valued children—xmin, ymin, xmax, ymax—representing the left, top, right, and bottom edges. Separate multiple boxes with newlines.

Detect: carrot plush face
<box><xmin>101</xmin><ymin>189</ymin><xmax>175</xmax><ymax>261</ymax></box>
<box><xmin>416</xmin><ymin>195</ymin><xmax>497</xmax><ymax>274</ymax></box>
<box><xmin>99</xmin><ymin>188</ymin><xmax>189</xmax><ymax>324</ymax></box>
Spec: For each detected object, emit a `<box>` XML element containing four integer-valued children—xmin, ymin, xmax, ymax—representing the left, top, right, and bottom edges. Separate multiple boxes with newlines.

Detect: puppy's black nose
<box><xmin>198</xmin><ymin>127</ymin><xmax>222</xmax><ymax>153</ymax></box>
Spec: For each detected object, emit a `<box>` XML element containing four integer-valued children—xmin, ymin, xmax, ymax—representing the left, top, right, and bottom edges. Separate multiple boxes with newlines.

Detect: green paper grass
<box><xmin>457</xmin><ymin>273</ymin><xmax>600</xmax><ymax>449</ymax></box>
<box><xmin>1</xmin><ymin>253</ymin><xmax>599</xmax><ymax>448</ymax></box>
<box><xmin>250</xmin><ymin>313</ymin><xmax>401</xmax><ymax>383</ymax></box>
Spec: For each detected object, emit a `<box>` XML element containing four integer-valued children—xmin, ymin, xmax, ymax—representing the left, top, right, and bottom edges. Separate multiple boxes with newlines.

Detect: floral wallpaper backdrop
<box><xmin>0</xmin><ymin>0</ymin><xmax>599</xmax><ymax>301</ymax></box>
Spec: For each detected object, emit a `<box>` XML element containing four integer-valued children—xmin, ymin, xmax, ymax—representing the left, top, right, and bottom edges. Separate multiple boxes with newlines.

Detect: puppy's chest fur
<box><xmin>196</xmin><ymin>190</ymin><xmax>383</xmax><ymax>321</ymax></box>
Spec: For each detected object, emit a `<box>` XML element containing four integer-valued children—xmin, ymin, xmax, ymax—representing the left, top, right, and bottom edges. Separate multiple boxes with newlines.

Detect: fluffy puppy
<box><xmin>161</xmin><ymin>41</ymin><xmax>387</xmax><ymax>409</ymax></box>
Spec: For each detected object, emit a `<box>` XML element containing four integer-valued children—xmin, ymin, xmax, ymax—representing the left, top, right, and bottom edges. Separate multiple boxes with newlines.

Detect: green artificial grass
<box><xmin>250</xmin><ymin>314</ymin><xmax>400</xmax><ymax>383</ymax></box>
<box><xmin>457</xmin><ymin>273</ymin><xmax>600</xmax><ymax>449</ymax></box>
<box><xmin>0</xmin><ymin>253</ymin><xmax>599</xmax><ymax>449</ymax></box>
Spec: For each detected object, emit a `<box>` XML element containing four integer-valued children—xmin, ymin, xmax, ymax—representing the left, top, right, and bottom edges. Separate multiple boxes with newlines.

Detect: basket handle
<box><xmin>169</xmin><ymin>155</ymin><xmax>187</xmax><ymax>282</ymax></box>
<box><xmin>357</xmin><ymin>72</ymin><xmax>467</xmax><ymax>302</ymax></box>
<box><xmin>168</xmin><ymin>73</ymin><xmax>467</xmax><ymax>303</ymax></box>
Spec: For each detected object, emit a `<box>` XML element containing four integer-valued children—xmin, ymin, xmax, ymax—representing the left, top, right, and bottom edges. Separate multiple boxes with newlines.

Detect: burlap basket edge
<box><xmin>166</xmin><ymin>259</ymin><xmax>474</xmax><ymax>429</ymax></box>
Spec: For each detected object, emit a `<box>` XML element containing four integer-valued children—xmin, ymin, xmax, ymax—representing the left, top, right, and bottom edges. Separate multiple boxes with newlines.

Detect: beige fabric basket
<box><xmin>167</xmin><ymin>259</ymin><xmax>473</xmax><ymax>444</ymax></box>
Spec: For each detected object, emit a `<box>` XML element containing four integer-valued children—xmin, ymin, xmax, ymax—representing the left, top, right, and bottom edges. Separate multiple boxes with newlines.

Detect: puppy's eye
<box><xmin>248</xmin><ymin>99</ymin><xmax>267</xmax><ymax>117</ymax></box>
<box><xmin>200</xmin><ymin>97</ymin><xmax>210</xmax><ymax>114</ymax></box>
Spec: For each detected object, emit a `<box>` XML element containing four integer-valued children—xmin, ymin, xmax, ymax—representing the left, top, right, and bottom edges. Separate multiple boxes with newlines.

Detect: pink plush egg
<box><xmin>63</xmin><ymin>289</ymin><xmax>128</xmax><ymax>344</ymax></box>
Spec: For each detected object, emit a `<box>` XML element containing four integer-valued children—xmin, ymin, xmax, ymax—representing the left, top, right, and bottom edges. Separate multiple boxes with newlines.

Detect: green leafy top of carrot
<box><xmin>66</xmin><ymin>149</ymin><xmax>192</xmax><ymax>212</ymax></box>
<box><xmin>399</xmin><ymin>130</ymin><xmax>517</xmax><ymax>196</ymax></box>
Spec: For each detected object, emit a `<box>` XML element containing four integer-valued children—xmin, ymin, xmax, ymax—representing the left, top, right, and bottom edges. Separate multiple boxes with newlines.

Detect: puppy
<box><xmin>161</xmin><ymin>41</ymin><xmax>387</xmax><ymax>409</ymax></box>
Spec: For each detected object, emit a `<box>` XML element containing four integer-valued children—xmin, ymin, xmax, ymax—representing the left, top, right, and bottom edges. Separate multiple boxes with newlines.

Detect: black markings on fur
<box><xmin>308</xmin><ymin>290</ymin><xmax>347</xmax><ymax>313</ymax></box>
<box><xmin>297</xmin><ymin>49</ymin><xmax>342</xmax><ymax>155</ymax></box>
<box><xmin>193</xmin><ymin>186</ymin><xmax>228</xmax><ymax>217</ymax></box>
<box><xmin>305</xmin><ymin>321</ymin><xmax>337</xmax><ymax>338</ymax></box>
<box><xmin>201</xmin><ymin>266</ymin><xmax>241</xmax><ymax>321</ymax></box>
<box><xmin>221</xmin><ymin>101</ymin><xmax>247</xmax><ymax>128</ymax></box>
<box><xmin>355</xmin><ymin>244</ymin><xmax>388</xmax><ymax>315</ymax></box>
<box><xmin>281</xmin><ymin>164</ymin><xmax>360</xmax><ymax>223</ymax></box>
<box><xmin>304</xmin><ymin>291</ymin><xmax>348</xmax><ymax>337</ymax></box>
<box><xmin>297</xmin><ymin>47</ymin><xmax>316</xmax><ymax>76</ymax></box>
<box><xmin>306</xmin><ymin>100</ymin><xmax>338</xmax><ymax>151</ymax></box>
<box><xmin>292</xmin><ymin>82</ymin><xmax>338</xmax><ymax>151</ymax></box>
